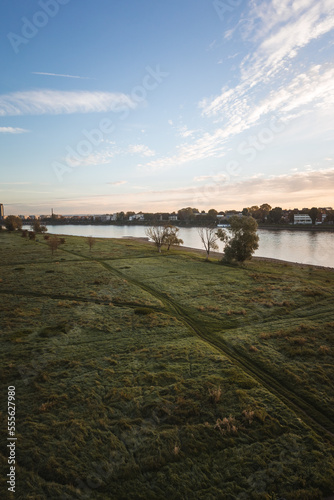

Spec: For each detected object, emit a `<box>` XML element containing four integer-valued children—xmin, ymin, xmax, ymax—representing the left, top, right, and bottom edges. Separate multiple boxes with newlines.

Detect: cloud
<box><xmin>178</xmin><ymin>125</ymin><xmax>196</xmax><ymax>138</ymax></box>
<box><xmin>0</xmin><ymin>90</ymin><xmax>137</xmax><ymax>116</ymax></box>
<box><xmin>128</xmin><ymin>144</ymin><xmax>155</xmax><ymax>157</ymax></box>
<box><xmin>144</xmin><ymin>0</ymin><xmax>334</xmax><ymax>173</ymax></box>
<box><xmin>107</xmin><ymin>180</ymin><xmax>127</xmax><ymax>186</ymax></box>
<box><xmin>138</xmin><ymin>168</ymin><xmax>334</xmax><ymax>209</ymax></box>
<box><xmin>0</xmin><ymin>126</ymin><xmax>29</xmax><ymax>134</ymax></box>
<box><xmin>32</xmin><ymin>72</ymin><xmax>94</xmax><ymax>79</ymax></box>
<box><xmin>64</xmin><ymin>148</ymin><xmax>120</xmax><ymax>168</ymax></box>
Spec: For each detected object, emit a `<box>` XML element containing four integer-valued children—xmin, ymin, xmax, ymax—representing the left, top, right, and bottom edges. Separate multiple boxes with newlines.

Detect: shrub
<box><xmin>208</xmin><ymin>385</ymin><xmax>222</xmax><ymax>404</ymax></box>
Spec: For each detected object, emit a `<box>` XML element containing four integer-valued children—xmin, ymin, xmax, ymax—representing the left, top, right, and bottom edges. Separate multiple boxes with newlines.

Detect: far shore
<box><xmin>23</xmin><ymin>221</ymin><xmax>334</xmax><ymax>232</ymax></box>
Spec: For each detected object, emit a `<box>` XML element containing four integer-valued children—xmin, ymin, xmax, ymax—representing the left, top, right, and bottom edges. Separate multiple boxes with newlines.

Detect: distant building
<box><xmin>0</xmin><ymin>204</ymin><xmax>4</xmax><ymax>220</ymax></box>
<box><xmin>100</xmin><ymin>215</ymin><xmax>112</xmax><ymax>222</ymax></box>
<box><xmin>129</xmin><ymin>214</ymin><xmax>145</xmax><ymax>221</ymax></box>
<box><xmin>294</xmin><ymin>214</ymin><xmax>312</xmax><ymax>224</ymax></box>
<box><xmin>225</xmin><ymin>212</ymin><xmax>243</xmax><ymax>219</ymax></box>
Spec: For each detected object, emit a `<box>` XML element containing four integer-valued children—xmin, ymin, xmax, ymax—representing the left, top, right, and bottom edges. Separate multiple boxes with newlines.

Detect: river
<box><xmin>25</xmin><ymin>224</ymin><xmax>334</xmax><ymax>268</ymax></box>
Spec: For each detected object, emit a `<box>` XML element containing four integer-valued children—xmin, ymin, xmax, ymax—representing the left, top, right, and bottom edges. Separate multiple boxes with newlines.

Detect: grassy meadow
<box><xmin>1</xmin><ymin>231</ymin><xmax>334</xmax><ymax>499</ymax></box>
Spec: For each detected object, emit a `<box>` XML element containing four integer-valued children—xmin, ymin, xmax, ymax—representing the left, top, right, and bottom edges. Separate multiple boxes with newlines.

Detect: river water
<box><xmin>26</xmin><ymin>224</ymin><xmax>334</xmax><ymax>268</ymax></box>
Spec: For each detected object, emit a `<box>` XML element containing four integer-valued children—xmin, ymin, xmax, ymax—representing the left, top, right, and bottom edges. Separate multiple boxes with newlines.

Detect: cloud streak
<box><xmin>32</xmin><ymin>72</ymin><xmax>94</xmax><ymax>79</ymax></box>
<box><xmin>0</xmin><ymin>90</ymin><xmax>137</xmax><ymax>116</ymax></box>
<box><xmin>0</xmin><ymin>126</ymin><xmax>29</xmax><ymax>134</ymax></box>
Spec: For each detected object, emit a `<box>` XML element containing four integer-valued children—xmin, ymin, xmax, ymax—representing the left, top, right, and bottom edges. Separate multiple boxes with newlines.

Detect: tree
<box><xmin>31</xmin><ymin>220</ymin><xmax>47</xmax><ymax>233</ymax></box>
<box><xmin>5</xmin><ymin>215</ymin><xmax>22</xmax><ymax>232</ymax></box>
<box><xmin>87</xmin><ymin>236</ymin><xmax>95</xmax><ymax>251</ymax></box>
<box><xmin>198</xmin><ymin>227</ymin><xmax>220</xmax><ymax>260</ymax></box>
<box><xmin>47</xmin><ymin>236</ymin><xmax>61</xmax><ymax>255</ymax></box>
<box><xmin>259</xmin><ymin>203</ymin><xmax>272</xmax><ymax>222</ymax></box>
<box><xmin>163</xmin><ymin>225</ymin><xmax>183</xmax><ymax>250</ymax></box>
<box><xmin>146</xmin><ymin>226</ymin><xmax>167</xmax><ymax>253</ymax></box>
<box><xmin>267</xmin><ymin>207</ymin><xmax>283</xmax><ymax>224</ymax></box>
<box><xmin>308</xmin><ymin>207</ymin><xmax>320</xmax><ymax>225</ymax></box>
<box><xmin>177</xmin><ymin>207</ymin><xmax>199</xmax><ymax>222</ymax></box>
<box><xmin>219</xmin><ymin>216</ymin><xmax>259</xmax><ymax>263</ymax></box>
<box><xmin>208</xmin><ymin>209</ymin><xmax>218</xmax><ymax>221</ymax></box>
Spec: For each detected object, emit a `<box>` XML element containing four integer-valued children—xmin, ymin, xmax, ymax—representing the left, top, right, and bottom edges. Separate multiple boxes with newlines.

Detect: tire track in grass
<box><xmin>54</xmin><ymin>244</ymin><xmax>334</xmax><ymax>442</ymax></box>
<box><xmin>0</xmin><ymin>288</ymin><xmax>164</xmax><ymax>312</ymax></box>
<box><xmin>98</xmin><ymin>260</ymin><xmax>334</xmax><ymax>442</ymax></box>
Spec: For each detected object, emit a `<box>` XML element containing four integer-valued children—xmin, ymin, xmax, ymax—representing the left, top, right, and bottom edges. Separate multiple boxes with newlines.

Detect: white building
<box><xmin>129</xmin><ymin>214</ymin><xmax>145</xmax><ymax>221</ymax></box>
<box><xmin>294</xmin><ymin>214</ymin><xmax>312</xmax><ymax>224</ymax></box>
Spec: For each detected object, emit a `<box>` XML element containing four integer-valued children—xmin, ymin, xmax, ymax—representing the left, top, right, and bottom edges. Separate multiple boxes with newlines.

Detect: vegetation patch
<box><xmin>0</xmin><ymin>231</ymin><xmax>333</xmax><ymax>499</ymax></box>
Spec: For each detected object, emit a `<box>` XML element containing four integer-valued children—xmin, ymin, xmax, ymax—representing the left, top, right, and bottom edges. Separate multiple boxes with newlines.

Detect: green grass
<box><xmin>0</xmin><ymin>231</ymin><xmax>334</xmax><ymax>499</ymax></box>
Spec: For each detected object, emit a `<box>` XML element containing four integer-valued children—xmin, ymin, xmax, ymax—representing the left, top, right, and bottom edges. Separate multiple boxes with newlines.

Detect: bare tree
<box><xmin>145</xmin><ymin>226</ymin><xmax>167</xmax><ymax>253</ymax></box>
<box><xmin>87</xmin><ymin>236</ymin><xmax>95</xmax><ymax>251</ymax></box>
<box><xmin>47</xmin><ymin>236</ymin><xmax>61</xmax><ymax>255</ymax></box>
<box><xmin>197</xmin><ymin>227</ymin><xmax>220</xmax><ymax>260</ymax></box>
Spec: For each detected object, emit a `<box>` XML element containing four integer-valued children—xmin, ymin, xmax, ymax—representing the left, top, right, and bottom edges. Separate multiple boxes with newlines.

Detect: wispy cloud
<box><xmin>65</xmin><ymin>148</ymin><xmax>120</xmax><ymax>168</ymax></box>
<box><xmin>107</xmin><ymin>180</ymin><xmax>127</xmax><ymax>186</ymax></box>
<box><xmin>0</xmin><ymin>126</ymin><xmax>29</xmax><ymax>134</ymax></box>
<box><xmin>128</xmin><ymin>144</ymin><xmax>155</xmax><ymax>157</ymax></box>
<box><xmin>0</xmin><ymin>90</ymin><xmax>137</xmax><ymax>116</ymax></box>
<box><xmin>32</xmin><ymin>72</ymin><xmax>94</xmax><ymax>79</ymax></box>
<box><xmin>141</xmin><ymin>0</ymin><xmax>334</xmax><ymax>172</ymax></box>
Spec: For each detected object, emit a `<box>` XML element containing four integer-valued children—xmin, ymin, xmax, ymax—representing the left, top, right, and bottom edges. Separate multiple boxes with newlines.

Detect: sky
<box><xmin>0</xmin><ymin>0</ymin><xmax>333</xmax><ymax>216</ymax></box>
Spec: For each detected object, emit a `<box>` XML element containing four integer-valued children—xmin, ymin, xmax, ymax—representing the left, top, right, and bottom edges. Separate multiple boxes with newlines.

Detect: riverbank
<box><xmin>122</xmin><ymin>236</ymin><xmax>334</xmax><ymax>271</ymax></box>
<box><xmin>21</xmin><ymin>224</ymin><xmax>334</xmax><ymax>268</ymax></box>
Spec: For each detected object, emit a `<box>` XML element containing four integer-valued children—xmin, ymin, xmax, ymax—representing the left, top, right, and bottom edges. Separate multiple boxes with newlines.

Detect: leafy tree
<box><xmin>268</xmin><ymin>207</ymin><xmax>283</xmax><ymax>224</ymax></box>
<box><xmin>208</xmin><ymin>209</ymin><xmax>218</xmax><ymax>220</ymax></box>
<box><xmin>259</xmin><ymin>203</ymin><xmax>272</xmax><ymax>222</ymax></box>
<box><xmin>308</xmin><ymin>207</ymin><xmax>320</xmax><ymax>225</ymax></box>
<box><xmin>177</xmin><ymin>207</ymin><xmax>199</xmax><ymax>222</ymax></box>
<box><xmin>198</xmin><ymin>227</ymin><xmax>220</xmax><ymax>260</ymax></box>
<box><xmin>219</xmin><ymin>216</ymin><xmax>259</xmax><ymax>263</ymax></box>
<box><xmin>164</xmin><ymin>225</ymin><xmax>183</xmax><ymax>250</ymax></box>
<box><xmin>31</xmin><ymin>220</ymin><xmax>47</xmax><ymax>233</ymax></box>
<box><xmin>5</xmin><ymin>215</ymin><xmax>22</xmax><ymax>232</ymax></box>
<box><xmin>146</xmin><ymin>226</ymin><xmax>167</xmax><ymax>253</ymax></box>
<box><xmin>87</xmin><ymin>236</ymin><xmax>95</xmax><ymax>251</ymax></box>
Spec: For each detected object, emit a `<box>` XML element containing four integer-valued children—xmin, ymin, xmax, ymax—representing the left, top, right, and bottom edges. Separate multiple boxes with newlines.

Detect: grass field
<box><xmin>1</xmin><ymin>231</ymin><xmax>334</xmax><ymax>499</ymax></box>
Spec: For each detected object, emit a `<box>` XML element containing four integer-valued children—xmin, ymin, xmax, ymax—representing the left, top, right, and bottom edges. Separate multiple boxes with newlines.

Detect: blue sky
<box><xmin>1</xmin><ymin>0</ymin><xmax>333</xmax><ymax>215</ymax></box>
